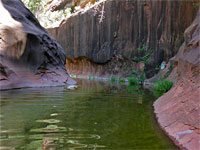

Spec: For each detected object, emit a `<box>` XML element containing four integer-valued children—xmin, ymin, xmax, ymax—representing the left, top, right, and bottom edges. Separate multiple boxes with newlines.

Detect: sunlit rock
<box><xmin>0</xmin><ymin>1</ymin><xmax>26</xmax><ymax>59</ymax></box>
<box><xmin>0</xmin><ymin>0</ymin><xmax>76</xmax><ymax>90</ymax></box>
<box><xmin>160</xmin><ymin>61</ymin><xmax>166</xmax><ymax>70</ymax></box>
<box><xmin>66</xmin><ymin>85</ymin><xmax>78</xmax><ymax>90</ymax></box>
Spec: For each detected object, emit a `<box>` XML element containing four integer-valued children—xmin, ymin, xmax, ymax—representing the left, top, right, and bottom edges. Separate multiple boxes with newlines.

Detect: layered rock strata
<box><xmin>154</xmin><ymin>9</ymin><xmax>200</xmax><ymax>150</ymax></box>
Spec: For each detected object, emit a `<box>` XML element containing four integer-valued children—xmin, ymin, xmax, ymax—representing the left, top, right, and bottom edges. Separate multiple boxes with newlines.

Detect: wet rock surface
<box><xmin>0</xmin><ymin>0</ymin><xmax>76</xmax><ymax>90</ymax></box>
<box><xmin>47</xmin><ymin>0</ymin><xmax>198</xmax><ymax>77</ymax></box>
<box><xmin>154</xmin><ymin>9</ymin><xmax>200</xmax><ymax>150</ymax></box>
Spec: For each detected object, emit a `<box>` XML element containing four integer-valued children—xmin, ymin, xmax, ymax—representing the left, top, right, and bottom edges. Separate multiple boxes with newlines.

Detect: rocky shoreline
<box><xmin>154</xmin><ymin>10</ymin><xmax>200</xmax><ymax>149</ymax></box>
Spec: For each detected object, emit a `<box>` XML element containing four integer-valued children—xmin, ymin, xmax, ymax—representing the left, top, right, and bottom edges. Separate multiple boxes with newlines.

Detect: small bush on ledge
<box><xmin>127</xmin><ymin>77</ymin><xmax>139</xmax><ymax>86</ymax></box>
<box><xmin>154</xmin><ymin>79</ymin><xmax>174</xmax><ymax>98</ymax></box>
<box><xmin>110</xmin><ymin>76</ymin><xmax>116</xmax><ymax>83</ymax></box>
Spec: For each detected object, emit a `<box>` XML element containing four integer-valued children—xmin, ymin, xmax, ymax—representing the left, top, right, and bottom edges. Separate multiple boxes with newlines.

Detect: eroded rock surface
<box><xmin>0</xmin><ymin>0</ymin><xmax>75</xmax><ymax>90</ymax></box>
<box><xmin>66</xmin><ymin>56</ymin><xmax>140</xmax><ymax>77</ymax></box>
<box><xmin>47</xmin><ymin>0</ymin><xmax>198</xmax><ymax>77</ymax></box>
<box><xmin>154</xmin><ymin>9</ymin><xmax>200</xmax><ymax>150</ymax></box>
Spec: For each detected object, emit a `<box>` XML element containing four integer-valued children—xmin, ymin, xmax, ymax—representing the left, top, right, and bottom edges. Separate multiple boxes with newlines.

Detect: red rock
<box><xmin>154</xmin><ymin>9</ymin><xmax>200</xmax><ymax>150</ymax></box>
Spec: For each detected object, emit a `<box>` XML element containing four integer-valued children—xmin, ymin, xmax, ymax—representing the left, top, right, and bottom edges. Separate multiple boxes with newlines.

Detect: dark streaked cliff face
<box><xmin>47</xmin><ymin>0</ymin><xmax>198</xmax><ymax>78</ymax></box>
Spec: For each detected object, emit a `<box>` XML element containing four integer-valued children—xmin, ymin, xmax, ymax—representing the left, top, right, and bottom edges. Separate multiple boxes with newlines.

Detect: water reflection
<box><xmin>0</xmin><ymin>79</ymin><xmax>178</xmax><ymax>149</ymax></box>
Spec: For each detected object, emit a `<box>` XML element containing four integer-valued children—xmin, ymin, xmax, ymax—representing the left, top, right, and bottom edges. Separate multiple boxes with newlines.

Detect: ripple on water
<box><xmin>1</xmin><ymin>132</ymin><xmax>106</xmax><ymax>149</ymax></box>
<box><xmin>65</xmin><ymin>134</ymin><xmax>100</xmax><ymax>139</ymax></box>
<box><xmin>30</xmin><ymin>125</ymin><xmax>67</xmax><ymax>133</ymax></box>
<box><xmin>0</xmin><ymin>80</ymin><xmax>178</xmax><ymax>150</ymax></box>
<box><xmin>50</xmin><ymin>113</ymin><xmax>59</xmax><ymax>116</ymax></box>
<box><xmin>36</xmin><ymin>119</ymin><xmax>61</xmax><ymax>124</ymax></box>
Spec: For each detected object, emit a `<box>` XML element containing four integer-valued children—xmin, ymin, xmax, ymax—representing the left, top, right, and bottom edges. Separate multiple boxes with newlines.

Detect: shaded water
<box><xmin>0</xmin><ymin>79</ymin><xmax>178</xmax><ymax>150</ymax></box>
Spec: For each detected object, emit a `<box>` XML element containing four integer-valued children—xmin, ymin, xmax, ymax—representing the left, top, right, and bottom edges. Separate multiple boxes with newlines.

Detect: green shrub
<box><xmin>118</xmin><ymin>78</ymin><xmax>125</xmax><ymax>83</ymax></box>
<box><xmin>154</xmin><ymin>80</ymin><xmax>174</xmax><ymax>98</ymax></box>
<box><xmin>137</xmin><ymin>44</ymin><xmax>147</xmax><ymax>51</ymax></box>
<box><xmin>70</xmin><ymin>6</ymin><xmax>75</xmax><ymax>14</ymax></box>
<box><xmin>155</xmin><ymin>65</ymin><xmax>160</xmax><ymax>71</ymax></box>
<box><xmin>88</xmin><ymin>76</ymin><xmax>92</xmax><ymax>80</ymax></box>
<box><xmin>131</xmin><ymin>70</ymin><xmax>138</xmax><ymax>77</ymax></box>
<box><xmin>22</xmin><ymin>0</ymin><xmax>42</xmax><ymax>14</ymax></box>
<box><xmin>127</xmin><ymin>77</ymin><xmax>138</xmax><ymax>85</ymax></box>
<box><xmin>110</xmin><ymin>76</ymin><xmax>115</xmax><ymax>83</ymax></box>
<box><xmin>132</xmin><ymin>56</ymin><xmax>139</xmax><ymax>62</ymax></box>
<box><xmin>138</xmin><ymin>74</ymin><xmax>146</xmax><ymax>84</ymax></box>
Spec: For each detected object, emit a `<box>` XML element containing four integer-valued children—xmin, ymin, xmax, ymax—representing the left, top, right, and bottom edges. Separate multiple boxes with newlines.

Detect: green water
<box><xmin>0</xmin><ymin>79</ymin><xmax>178</xmax><ymax>150</ymax></box>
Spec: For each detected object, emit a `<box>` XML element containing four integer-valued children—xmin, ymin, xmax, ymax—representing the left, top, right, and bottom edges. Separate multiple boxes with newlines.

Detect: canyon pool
<box><xmin>0</xmin><ymin>79</ymin><xmax>178</xmax><ymax>150</ymax></box>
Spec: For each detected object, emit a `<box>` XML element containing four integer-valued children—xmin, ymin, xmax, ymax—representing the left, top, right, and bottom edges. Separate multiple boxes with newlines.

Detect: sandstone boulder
<box><xmin>0</xmin><ymin>0</ymin><xmax>76</xmax><ymax>90</ymax></box>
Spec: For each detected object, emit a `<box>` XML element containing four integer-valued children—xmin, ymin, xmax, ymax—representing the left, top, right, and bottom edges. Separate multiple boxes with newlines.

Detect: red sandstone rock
<box><xmin>154</xmin><ymin>9</ymin><xmax>200</xmax><ymax>150</ymax></box>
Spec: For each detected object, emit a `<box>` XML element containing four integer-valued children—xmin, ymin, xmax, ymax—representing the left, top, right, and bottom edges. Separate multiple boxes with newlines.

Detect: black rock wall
<box><xmin>48</xmin><ymin>0</ymin><xmax>198</xmax><ymax>77</ymax></box>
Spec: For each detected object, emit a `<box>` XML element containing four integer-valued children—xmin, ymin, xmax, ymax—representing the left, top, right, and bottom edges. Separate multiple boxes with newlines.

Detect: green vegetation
<box><xmin>183</xmin><ymin>0</ymin><xmax>200</xmax><ymax>7</ymax></box>
<box><xmin>22</xmin><ymin>0</ymin><xmax>42</xmax><ymax>14</ymax></box>
<box><xmin>118</xmin><ymin>77</ymin><xmax>125</xmax><ymax>83</ymax></box>
<box><xmin>70</xmin><ymin>6</ymin><xmax>75</xmax><ymax>14</ymax></box>
<box><xmin>88</xmin><ymin>76</ymin><xmax>95</xmax><ymax>80</ymax></box>
<box><xmin>132</xmin><ymin>45</ymin><xmax>153</xmax><ymax>64</ymax></box>
<box><xmin>131</xmin><ymin>70</ymin><xmax>138</xmax><ymax>76</ymax></box>
<box><xmin>155</xmin><ymin>65</ymin><xmax>160</xmax><ymax>71</ymax></box>
<box><xmin>22</xmin><ymin>0</ymin><xmax>104</xmax><ymax>27</ymax></box>
<box><xmin>88</xmin><ymin>76</ymin><xmax>92</xmax><ymax>80</ymax></box>
<box><xmin>127</xmin><ymin>69</ymin><xmax>146</xmax><ymax>85</ymax></box>
<box><xmin>22</xmin><ymin>0</ymin><xmax>72</xmax><ymax>27</ymax></box>
<box><xmin>127</xmin><ymin>77</ymin><xmax>138</xmax><ymax>85</ymax></box>
<box><xmin>70</xmin><ymin>74</ymin><xmax>78</xmax><ymax>78</ymax></box>
<box><xmin>138</xmin><ymin>74</ymin><xmax>146</xmax><ymax>83</ymax></box>
<box><xmin>153</xmin><ymin>79</ymin><xmax>174</xmax><ymax>98</ymax></box>
<box><xmin>137</xmin><ymin>44</ymin><xmax>147</xmax><ymax>51</ymax></box>
<box><xmin>109</xmin><ymin>76</ymin><xmax>115</xmax><ymax>83</ymax></box>
<box><xmin>124</xmin><ymin>45</ymin><xmax>154</xmax><ymax>85</ymax></box>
